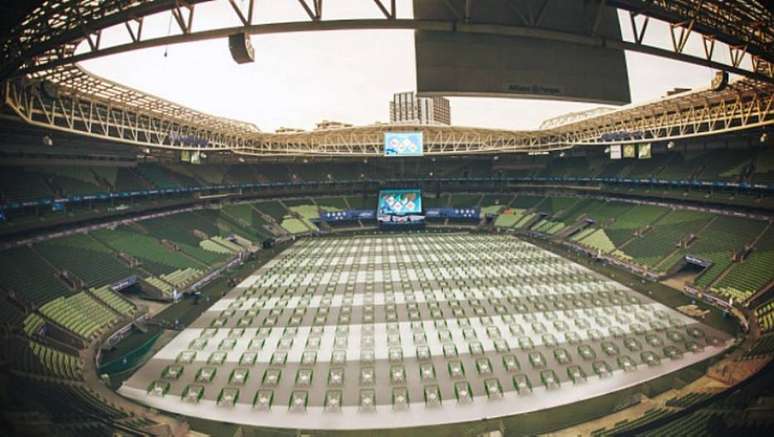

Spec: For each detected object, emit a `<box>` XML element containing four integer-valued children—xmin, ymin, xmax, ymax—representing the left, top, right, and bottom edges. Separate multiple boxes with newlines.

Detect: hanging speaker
<box><xmin>711</xmin><ymin>71</ymin><xmax>729</xmax><ymax>91</ymax></box>
<box><xmin>228</xmin><ymin>32</ymin><xmax>255</xmax><ymax>64</ymax></box>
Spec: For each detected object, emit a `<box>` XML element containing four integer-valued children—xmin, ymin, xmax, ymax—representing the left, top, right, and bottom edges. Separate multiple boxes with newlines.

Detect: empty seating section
<box><xmin>29</xmin><ymin>340</ymin><xmax>83</xmax><ymax>380</ymax></box>
<box><xmin>590</xmin><ymin>408</ymin><xmax>673</xmax><ymax>436</ymax></box>
<box><xmin>134</xmin><ymin>164</ymin><xmax>181</xmax><ymax>188</ymax></box>
<box><xmin>678</xmin><ymin>217</ymin><xmax>766</xmax><ymax>287</ymax></box>
<box><xmin>143</xmin><ymin>212</ymin><xmax>219</xmax><ymax>246</ymax></box>
<box><xmin>287</xmin><ymin>203</ymin><xmax>321</xmax><ymax>220</ymax></box>
<box><xmin>92</xmin><ymin>228</ymin><xmax>201</xmax><ymax>275</ymax></box>
<box><xmin>224</xmin><ymin>165</ymin><xmax>260</xmax><ymax>184</ymax></box>
<box><xmin>653</xmin><ymin>151</ymin><xmax>703</xmax><ymax>180</ymax></box>
<box><xmin>344</xmin><ymin>196</ymin><xmax>372</xmax><ymax>210</ymax></box>
<box><xmin>532</xmin><ymin>219</ymin><xmax>565</xmax><ymax>234</ymax></box>
<box><xmin>314</xmin><ymin>197</ymin><xmax>348</xmax><ymax>210</ymax></box>
<box><xmin>626</xmin><ymin>153</ymin><xmax>673</xmax><ymax>178</ymax></box>
<box><xmin>212</xmin><ymin>206</ymin><xmax>274</xmax><ymax>240</ymax></box>
<box><xmin>200</xmin><ymin>239</ymin><xmax>234</xmax><ymax>254</ymax></box>
<box><xmin>144</xmin><ymin>276</ymin><xmax>175</xmax><ymax>296</ymax></box>
<box><xmin>184</xmin><ymin>164</ymin><xmax>226</xmax><ymax>185</ymax></box>
<box><xmin>449</xmin><ymin>193</ymin><xmax>482</xmax><ymax>207</ymax></box>
<box><xmin>553</xmin><ymin>198</ymin><xmax>595</xmax><ymax>223</ymax></box>
<box><xmin>23</xmin><ymin>313</ymin><xmax>46</xmax><ymax>336</ymax></box>
<box><xmin>639</xmin><ymin>411</ymin><xmax>715</xmax><ymax>436</ymax></box>
<box><xmin>540</xmin><ymin>157</ymin><xmax>592</xmax><ymax>177</ymax></box>
<box><xmin>162</xmin><ymin>165</ymin><xmax>202</xmax><ymax>187</ymax></box>
<box><xmin>577</xmin><ymin>229</ymin><xmax>622</xmax><ymax>256</ymax></box>
<box><xmin>210</xmin><ymin>236</ymin><xmax>242</xmax><ymax>252</ymax></box>
<box><xmin>746</xmin><ymin>334</ymin><xmax>774</xmax><ymax>357</ymax></box>
<box><xmin>480</xmin><ymin>194</ymin><xmax>513</xmax><ymax>208</ymax></box>
<box><xmin>695</xmin><ymin>150</ymin><xmax>751</xmax><ymax>181</ymax></box>
<box><xmin>176</xmin><ymin>240</ymin><xmax>228</xmax><ymax>266</ymax></box>
<box><xmin>422</xmin><ymin>194</ymin><xmax>449</xmax><ymax>209</ymax></box>
<box><xmin>536</xmin><ymin>196</ymin><xmax>581</xmax><ymax>217</ymax></box>
<box><xmin>0</xmin><ymin>245</ymin><xmax>71</xmax><ymax>305</ymax></box>
<box><xmin>665</xmin><ymin>392</ymin><xmax>713</xmax><ymax>409</ymax></box>
<box><xmin>510</xmin><ymin>195</ymin><xmax>544</xmax><ymax>209</ymax></box>
<box><xmin>35</xmin><ymin>234</ymin><xmax>134</xmax><ymax>288</ymax></box>
<box><xmin>618</xmin><ymin>210</ymin><xmax>713</xmax><ymax>268</ymax></box>
<box><xmin>253</xmin><ymin>201</ymin><xmax>288</xmax><ymax>221</ymax></box>
<box><xmin>0</xmin><ymin>167</ymin><xmax>53</xmax><ymax>202</ymax></box>
<box><xmin>158</xmin><ymin>267</ymin><xmax>203</xmax><ymax>290</ymax></box>
<box><xmin>752</xmin><ymin>148</ymin><xmax>774</xmax><ymax>184</ymax></box>
<box><xmin>39</xmin><ymin>292</ymin><xmax>117</xmax><ymax>339</ymax></box>
<box><xmin>493</xmin><ymin>209</ymin><xmax>525</xmax><ymax>228</ymax></box>
<box><xmin>43</xmin><ymin>166</ymin><xmax>104</xmax><ymax>195</ymax></box>
<box><xmin>607</xmin><ymin>205</ymin><xmax>666</xmax><ymax>233</ymax></box>
<box><xmin>0</xmin><ymin>300</ymin><xmax>24</xmax><ymax>326</ymax></box>
<box><xmin>570</xmin><ymin>227</ymin><xmax>596</xmax><ymax>242</ymax></box>
<box><xmin>756</xmin><ymin>301</ymin><xmax>774</xmax><ymax>333</ymax></box>
<box><xmin>90</xmin><ymin>285</ymin><xmax>137</xmax><ymax>318</ymax></box>
<box><xmin>281</xmin><ymin>217</ymin><xmax>315</xmax><ymax>234</ymax></box>
<box><xmin>113</xmin><ymin>167</ymin><xmax>148</xmax><ymax>191</ymax></box>
<box><xmin>713</xmin><ymin>227</ymin><xmax>774</xmax><ymax>302</ymax></box>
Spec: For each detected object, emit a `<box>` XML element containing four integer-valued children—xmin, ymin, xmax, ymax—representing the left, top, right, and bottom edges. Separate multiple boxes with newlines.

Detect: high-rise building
<box><xmin>389</xmin><ymin>92</ymin><xmax>451</xmax><ymax>125</ymax></box>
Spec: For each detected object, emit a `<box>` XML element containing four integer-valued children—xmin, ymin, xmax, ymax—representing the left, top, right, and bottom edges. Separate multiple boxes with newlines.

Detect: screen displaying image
<box><xmin>378</xmin><ymin>189</ymin><xmax>422</xmax><ymax>216</ymax></box>
<box><xmin>384</xmin><ymin>132</ymin><xmax>423</xmax><ymax>157</ymax></box>
<box><xmin>638</xmin><ymin>143</ymin><xmax>652</xmax><ymax>159</ymax></box>
<box><xmin>623</xmin><ymin>144</ymin><xmax>637</xmax><ymax>158</ymax></box>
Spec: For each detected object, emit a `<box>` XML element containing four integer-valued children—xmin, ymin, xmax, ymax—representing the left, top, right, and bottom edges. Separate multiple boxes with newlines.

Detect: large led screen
<box><xmin>384</xmin><ymin>132</ymin><xmax>423</xmax><ymax>157</ymax></box>
<box><xmin>378</xmin><ymin>189</ymin><xmax>422</xmax><ymax>216</ymax></box>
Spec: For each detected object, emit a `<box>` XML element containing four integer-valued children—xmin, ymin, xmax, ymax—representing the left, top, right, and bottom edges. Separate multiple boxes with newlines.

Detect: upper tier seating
<box><xmin>92</xmin><ymin>228</ymin><xmax>204</xmax><ymax>275</ymax></box>
<box><xmin>0</xmin><ymin>167</ymin><xmax>54</xmax><ymax>202</ymax></box>
<box><xmin>134</xmin><ymin>163</ymin><xmax>181</xmax><ymax>188</ymax></box>
<box><xmin>0</xmin><ymin>246</ymin><xmax>70</xmax><ymax>305</ymax></box>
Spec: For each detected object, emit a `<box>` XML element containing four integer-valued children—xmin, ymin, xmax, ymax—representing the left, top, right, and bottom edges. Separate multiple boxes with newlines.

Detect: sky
<box><xmin>80</xmin><ymin>0</ymin><xmax>731</xmax><ymax>132</ymax></box>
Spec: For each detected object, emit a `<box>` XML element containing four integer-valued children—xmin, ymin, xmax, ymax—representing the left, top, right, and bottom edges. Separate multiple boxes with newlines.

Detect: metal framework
<box><xmin>6</xmin><ymin>66</ymin><xmax>772</xmax><ymax>156</ymax></box>
<box><xmin>0</xmin><ymin>0</ymin><xmax>772</xmax><ymax>156</ymax></box>
<box><xmin>1</xmin><ymin>0</ymin><xmax>772</xmax><ymax>82</ymax></box>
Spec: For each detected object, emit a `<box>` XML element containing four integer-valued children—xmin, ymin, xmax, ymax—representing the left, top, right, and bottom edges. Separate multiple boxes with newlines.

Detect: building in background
<box><xmin>314</xmin><ymin>120</ymin><xmax>354</xmax><ymax>131</ymax></box>
<box><xmin>389</xmin><ymin>92</ymin><xmax>451</xmax><ymax>125</ymax></box>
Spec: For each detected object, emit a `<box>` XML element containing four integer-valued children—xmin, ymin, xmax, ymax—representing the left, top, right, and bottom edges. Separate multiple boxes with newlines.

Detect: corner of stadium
<box><xmin>0</xmin><ymin>1</ymin><xmax>773</xmax><ymax>437</ymax></box>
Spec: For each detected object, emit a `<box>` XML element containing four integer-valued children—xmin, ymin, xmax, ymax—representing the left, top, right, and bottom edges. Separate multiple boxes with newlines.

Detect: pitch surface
<box><xmin>119</xmin><ymin>233</ymin><xmax>732</xmax><ymax>430</ymax></box>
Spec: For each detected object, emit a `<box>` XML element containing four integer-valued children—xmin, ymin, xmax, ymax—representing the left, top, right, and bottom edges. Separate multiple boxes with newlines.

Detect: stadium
<box><xmin>0</xmin><ymin>1</ymin><xmax>773</xmax><ymax>436</ymax></box>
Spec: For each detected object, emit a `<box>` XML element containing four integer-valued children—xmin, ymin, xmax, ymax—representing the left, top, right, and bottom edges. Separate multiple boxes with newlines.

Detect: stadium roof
<box><xmin>0</xmin><ymin>1</ymin><xmax>772</xmax><ymax>156</ymax></box>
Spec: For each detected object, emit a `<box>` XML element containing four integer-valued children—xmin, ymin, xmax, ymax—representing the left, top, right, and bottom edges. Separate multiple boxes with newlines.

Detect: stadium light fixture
<box><xmin>42</xmin><ymin>135</ymin><xmax>53</xmax><ymax>146</ymax></box>
<box><xmin>761</xmin><ymin>133</ymin><xmax>769</xmax><ymax>143</ymax></box>
<box><xmin>667</xmin><ymin>141</ymin><xmax>675</xmax><ymax>149</ymax></box>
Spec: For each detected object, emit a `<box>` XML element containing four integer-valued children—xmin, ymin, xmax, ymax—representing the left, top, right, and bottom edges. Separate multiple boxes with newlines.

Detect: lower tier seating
<box><xmin>39</xmin><ymin>292</ymin><xmax>117</xmax><ymax>339</ymax></box>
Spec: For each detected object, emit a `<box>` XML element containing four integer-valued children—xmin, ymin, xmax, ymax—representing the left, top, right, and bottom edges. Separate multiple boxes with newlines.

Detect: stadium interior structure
<box><xmin>1</xmin><ymin>1</ymin><xmax>774</xmax><ymax>436</ymax></box>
